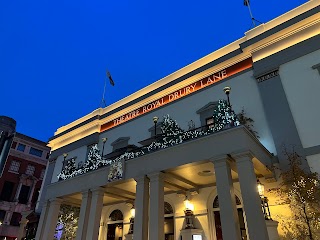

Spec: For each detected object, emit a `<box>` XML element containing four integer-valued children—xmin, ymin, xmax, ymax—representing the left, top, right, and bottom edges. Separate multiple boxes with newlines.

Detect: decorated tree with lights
<box><xmin>82</xmin><ymin>144</ymin><xmax>102</xmax><ymax>171</ymax></box>
<box><xmin>58</xmin><ymin>158</ymin><xmax>76</xmax><ymax>181</ymax></box>
<box><xmin>274</xmin><ymin>149</ymin><xmax>320</xmax><ymax>239</ymax></box>
<box><xmin>212</xmin><ymin>99</ymin><xmax>240</xmax><ymax>131</ymax></box>
<box><xmin>160</xmin><ymin>115</ymin><xmax>185</xmax><ymax>147</ymax></box>
<box><xmin>54</xmin><ymin>204</ymin><xmax>80</xmax><ymax>240</ymax></box>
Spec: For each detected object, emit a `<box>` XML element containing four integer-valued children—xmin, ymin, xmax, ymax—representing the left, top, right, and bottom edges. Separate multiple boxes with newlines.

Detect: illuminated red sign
<box><xmin>100</xmin><ymin>58</ymin><xmax>252</xmax><ymax>132</ymax></box>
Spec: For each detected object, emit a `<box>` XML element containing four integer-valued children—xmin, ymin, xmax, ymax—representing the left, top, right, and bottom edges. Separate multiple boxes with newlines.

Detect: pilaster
<box><xmin>148</xmin><ymin>172</ymin><xmax>165</xmax><ymax>240</ymax></box>
<box><xmin>234</xmin><ymin>152</ymin><xmax>269</xmax><ymax>240</ymax></box>
<box><xmin>41</xmin><ymin>198</ymin><xmax>63</xmax><ymax>240</ymax></box>
<box><xmin>85</xmin><ymin>187</ymin><xmax>104</xmax><ymax>240</ymax></box>
<box><xmin>76</xmin><ymin>190</ymin><xmax>92</xmax><ymax>240</ymax></box>
<box><xmin>133</xmin><ymin>175</ymin><xmax>149</xmax><ymax>240</ymax></box>
<box><xmin>212</xmin><ymin>156</ymin><xmax>241</xmax><ymax>240</ymax></box>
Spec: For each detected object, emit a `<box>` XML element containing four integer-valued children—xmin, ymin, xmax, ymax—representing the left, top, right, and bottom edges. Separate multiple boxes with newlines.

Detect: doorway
<box><xmin>212</xmin><ymin>195</ymin><xmax>247</xmax><ymax>240</ymax></box>
<box><xmin>107</xmin><ymin>209</ymin><xmax>124</xmax><ymax>240</ymax></box>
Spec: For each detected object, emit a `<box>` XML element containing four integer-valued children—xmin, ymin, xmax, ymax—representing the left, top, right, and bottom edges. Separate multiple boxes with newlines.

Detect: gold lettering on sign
<box><xmin>101</xmin><ymin>58</ymin><xmax>253</xmax><ymax>132</ymax></box>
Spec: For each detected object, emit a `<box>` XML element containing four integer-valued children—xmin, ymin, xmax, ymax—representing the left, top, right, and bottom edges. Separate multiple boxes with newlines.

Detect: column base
<box><xmin>266</xmin><ymin>220</ymin><xmax>280</xmax><ymax>240</ymax></box>
<box><xmin>125</xmin><ymin>233</ymin><xmax>133</xmax><ymax>240</ymax></box>
<box><xmin>180</xmin><ymin>228</ymin><xmax>203</xmax><ymax>240</ymax></box>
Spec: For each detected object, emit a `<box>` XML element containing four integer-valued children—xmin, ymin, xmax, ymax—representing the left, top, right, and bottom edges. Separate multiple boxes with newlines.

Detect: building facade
<box><xmin>0</xmin><ymin>116</ymin><xmax>50</xmax><ymax>240</ymax></box>
<box><xmin>36</xmin><ymin>1</ymin><xmax>320</xmax><ymax>239</ymax></box>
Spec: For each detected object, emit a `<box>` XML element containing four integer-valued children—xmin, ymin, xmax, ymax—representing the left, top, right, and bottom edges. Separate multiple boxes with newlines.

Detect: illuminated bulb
<box><xmin>184</xmin><ymin>198</ymin><xmax>195</xmax><ymax>211</ymax></box>
<box><xmin>130</xmin><ymin>207</ymin><xmax>135</xmax><ymax>218</ymax></box>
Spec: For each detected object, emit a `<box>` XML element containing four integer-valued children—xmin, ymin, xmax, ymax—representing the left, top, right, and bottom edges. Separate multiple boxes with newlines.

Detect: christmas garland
<box><xmin>58</xmin><ymin>99</ymin><xmax>240</xmax><ymax>180</ymax></box>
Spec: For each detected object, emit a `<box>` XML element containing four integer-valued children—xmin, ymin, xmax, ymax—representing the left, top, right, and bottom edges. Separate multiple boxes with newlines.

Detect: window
<box><xmin>32</xmin><ymin>188</ymin><xmax>40</xmax><ymax>204</ymax></box>
<box><xmin>10</xmin><ymin>212</ymin><xmax>22</xmax><ymax>226</ymax></box>
<box><xmin>0</xmin><ymin>210</ymin><xmax>5</xmax><ymax>222</ymax></box>
<box><xmin>0</xmin><ymin>181</ymin><xmax>15</xmax><ymax>201</ymax></box>
<box><xmin>25</xmin><ymin>165</ymin><xmax>35</xmax><ymax>175</ymax></box>
<box><xmin>109</xmin><ymin>209</ymin><xmax>123</xmax><ymax>221</ymax></box>
<box><xmin>111</xmin><ymin>137</ymin><xmax>130</xmax><ymax>151</ymax></box>
<box><xmin>206</xmin><ymin>117</ymin><xmax>214</xmax><ymax>129</ymax></box>
<box><xmin>40</xmin><ymin>168</ymin><xmax>46</xmax><ymax>179</ymax></box>
<box><xmin>18</xmin><ymin>185</ymin><xmax>30</xmax><ymax>204</ymax></box>
<box><xmin>197</xmin><ymin>102</ymin><xmax>218</xmax><ymax>127</ymax></box>
<box><xmin>29</xmin><ymin>147</ymin><xmax>43</xmax><ymax>157</ymax></box>
<box><xmin>9</xmin><ymin>160</ymin><xmax>20</xmax><ymax>173</ymax></box>
<box><xmin>17</xmin><ymin>143</ymin><xmax>26</xmax><ymax>152</ymax></box>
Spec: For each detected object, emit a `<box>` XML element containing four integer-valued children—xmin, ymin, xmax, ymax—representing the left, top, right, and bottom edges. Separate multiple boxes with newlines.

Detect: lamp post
<box><xmin>62</xmin><ymin>153</ymin><xmax>68</xmax><ymax>168</ymax></box>
<box><xmin>101</xmin><ymin>137</ymin><xmax>107</xmax><ymax>158</ymax></box>
<box><xmin>257</xmin><ymin>179</ymin><xmax>272</xmax><ymax>220</ymax></box>
<box><xmin>128</xmin><ymin>206</ymin><xmax>135</xmax><ymax>234</ymax></box>
<box><xmin>184</xmin><ymin>196</ymin><xmax>195</xmax><ymax>229</ymax></box>
<box><xmin>153</xmin><ymin>116</ymin><xmax>159</xmax><ymax>137</ymax></box>
<box><xmin>223</xmin><ymin>86</ymin><xmax>231</xmax><ymax>108</ymax></box>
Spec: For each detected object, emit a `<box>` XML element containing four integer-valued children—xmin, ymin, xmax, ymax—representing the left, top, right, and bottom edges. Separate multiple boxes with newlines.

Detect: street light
<box><xmin>257</xmin><ymin>179</ymin><xmax>272</xmax><ymax>220</ymax></box>
<box><xmin>101</xmin><ymin>137</ymin><xmax>107</xmax><ymax>158</ymax></box>
<box><xmin>184</xmin><ymin>196</ymin><xmax>195</xmax><ymax>229</ymax></box>
<box><xmin>62</xmin><ymin>153</ymin><xmax>68</xmax><ymax>167</ymax></box>
<box><xmin>223</xmin><ymin>86</ymin><xmax>231</xmax><ymax>108</ymax></box>
<box><xmin>153</xmin><ymin>116</ymin><xmax>159</xmax><ymax>137</ymax></box>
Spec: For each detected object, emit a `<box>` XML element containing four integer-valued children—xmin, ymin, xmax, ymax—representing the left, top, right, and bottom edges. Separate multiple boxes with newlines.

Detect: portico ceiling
<box><xmin>62</xmin><ymin>157</ymin><xmax>266</xmax><ymax>206</ymax></box>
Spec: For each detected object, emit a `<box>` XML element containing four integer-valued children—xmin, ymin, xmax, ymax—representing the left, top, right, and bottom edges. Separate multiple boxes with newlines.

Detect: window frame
<box><xmin>25</xmin><ymin>164</ymin><xmax>36</xmax><ymax>176</ymax></box>
<box><xmin>9</xmin><ymin>160</ymin><xmax>21</xmax><ymax>173</ymax></box>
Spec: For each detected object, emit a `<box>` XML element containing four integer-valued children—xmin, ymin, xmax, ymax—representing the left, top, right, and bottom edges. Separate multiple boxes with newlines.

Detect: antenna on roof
<box><xmin>243</xmin><ymin>0</ymin><xmax>262</xmax><ymax>28</ymax></box>
<box><xmin>100</xmin><ymin>69</ymin><xmax>115</xmax><ymax>108</ymax></box>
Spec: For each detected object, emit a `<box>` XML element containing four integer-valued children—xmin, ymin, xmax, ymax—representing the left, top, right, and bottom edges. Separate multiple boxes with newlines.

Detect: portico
<box><xmin>36</xmin><ymin>126</ymin><xmax>274</xmax><ymax>240</ymax></box>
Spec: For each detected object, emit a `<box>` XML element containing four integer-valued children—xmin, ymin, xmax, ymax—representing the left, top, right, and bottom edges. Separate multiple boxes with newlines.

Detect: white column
<box><xmin>14</xmin><ymin>180</ymin><xmax>23</xmax><ymax>202</ymax></box>
<box><xmin>3</xmin><ymin>211</ymin><xmax>12</xmax><ymax>225</ymax></box>
<box><xmin>133</xmin><ymin>176</ymin><xmax>149</xmax><ymax>240</ymax></box>
<box><xmin>213</xmin><ymin>157</ymin><xmax>241</xmax><ymax>240</ymax></box>
<box><xmin>148</xmin><ymin>172</ymin><xmax>165</xmax><ymax>240</ymax></box>
<box><xmin>27</xmin><ymin>179</ymin><xmax>38</xmax><ymax>205</ymax></box>
<box><xmin>41</xmin><ymin>198</ymin><xmax>63</xmax><ymax>240</ymax></box>
<box><xmin>235</xmin><ymin>152</ymin><xmax>269</xmax><ymax>240</ymax></box>
<box><xmin>35</xmin><ymin>201</ymin><xmax>49</xmax><ymax>240</ymax></box>
<box><xmin>76</xmin><ymin>190</ymin><xmax>92</xmax><ymax>240</ymax></box>
<box><xmin>85</xmin><ymin>187</ymin><xmax>104</xmax><ymax>240</ymax></box>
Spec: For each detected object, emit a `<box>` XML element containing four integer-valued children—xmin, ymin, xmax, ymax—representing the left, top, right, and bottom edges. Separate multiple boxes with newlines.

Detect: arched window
<box><xmin>109</xmin><ymin>209</ymin><xmax>123</xmax><ymax>221</ymax></box>
<box><xmin>213</xmin><ymin>195</ymin><xmax>241</xmax><ymax>208</ymax></box>
<box><xmin>164</xmin><ymin>202</ymin><xmax>174</xmax><ymax>214</ymax></box>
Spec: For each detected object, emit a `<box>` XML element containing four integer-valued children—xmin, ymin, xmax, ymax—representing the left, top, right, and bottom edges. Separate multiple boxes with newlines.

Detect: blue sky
<box><xmin>0</xmin><ymin>0</ymin><xmax>306</xmax><ymax>142</ymax></box>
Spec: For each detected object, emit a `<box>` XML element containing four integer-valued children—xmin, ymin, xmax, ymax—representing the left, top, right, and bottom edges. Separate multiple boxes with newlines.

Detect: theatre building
<box><xmin>36</xmin><ymin>1</ymin><xmax>320</xmax><ymax>239</ymax></box>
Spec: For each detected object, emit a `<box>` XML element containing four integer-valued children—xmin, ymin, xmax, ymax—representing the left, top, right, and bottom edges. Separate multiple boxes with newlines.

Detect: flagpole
<box><xmin>245</xmin><ymin>0</ymin><xmax>256</xmax><ymax>27</ymax></box>
<box><xmin>100</xmin><ymin>77</ymin><xmax>107</xmax><ymax>108</ymax></box>
<box><xmin>100</xmin><ymin>70</ymin><xmax>115</xmax><ymax>108</ymax></box>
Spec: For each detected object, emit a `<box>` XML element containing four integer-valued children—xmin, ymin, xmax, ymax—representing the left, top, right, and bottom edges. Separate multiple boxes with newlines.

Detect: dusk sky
<box><xmin>0</xmin><ymin>0</ymin><xmax>306</xmax><ymax>142</ymax></box>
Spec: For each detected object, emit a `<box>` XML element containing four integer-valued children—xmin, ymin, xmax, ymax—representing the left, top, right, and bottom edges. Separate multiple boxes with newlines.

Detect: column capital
<box><xmin>232</xmin><ymin>150</ymin><xmax>254</xmax><ymax>161</ymax></box>
<box><xmin>147</xmin><ymin>172</ymin><xmax>165</xmax><ymax>182</ymax></box>
<box><xmin>134</xmin><ymin>175</ymin><xmax>149</xmax><ymax>184</ymax></box>
<box><xmin>80</xmin><ymin>190</ymin><xmax>91</xmax><ymax>199</ymax></box>
<box><xmin>211</xmin><ymin>155</ymin><xmax>233</xmax><ymax>167</ymax></box>
<box><xmin>49</xmin><ymin>198</ymin><xmax>63</xmax><ymax>205</ymax></box>
<box><xmin>91</xmin><ymin>187</ymin><xmax>105</xmax><ymax>196</ymax></box>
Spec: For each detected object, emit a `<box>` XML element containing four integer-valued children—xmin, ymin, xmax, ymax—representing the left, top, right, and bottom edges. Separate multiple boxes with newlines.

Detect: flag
<box><xmin>106</xmin><ymin>71</ymin><xmax>115</xmax><ymax>86</ymax></box>
<box><xmin>244</xmin><ymin>0</ymin><xmax>249</xmax><ymax>6</ymax></box>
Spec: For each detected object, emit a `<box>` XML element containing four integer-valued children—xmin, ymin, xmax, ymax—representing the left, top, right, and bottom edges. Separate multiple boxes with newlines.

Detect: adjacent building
<box><xmin>0</xmin><ymin>116</ymin><xmax>50</xmax><ymax>240</ymax></box>
<box><xmin>36</xmin><ymin>1</ymin><xmax>320</xmax><ymax>240</ymax></box>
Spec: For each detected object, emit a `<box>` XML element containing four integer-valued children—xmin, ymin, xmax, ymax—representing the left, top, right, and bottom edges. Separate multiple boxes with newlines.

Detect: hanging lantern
<box><xmin>257</xmin><ymin>179</ymin><xmax>265</xmax><ymax>197</ymax></box>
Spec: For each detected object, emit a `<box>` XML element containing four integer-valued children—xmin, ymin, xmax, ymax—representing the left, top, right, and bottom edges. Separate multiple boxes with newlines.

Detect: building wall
<box><xmin>51</xmin><ymin>69</ymin><xmax>276</xmax><ymax>183</ymax></box>
<box><xmin>0</xmin><ymin>129</ymin><xmax>49</xmax><ymax>239</ymax></box>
